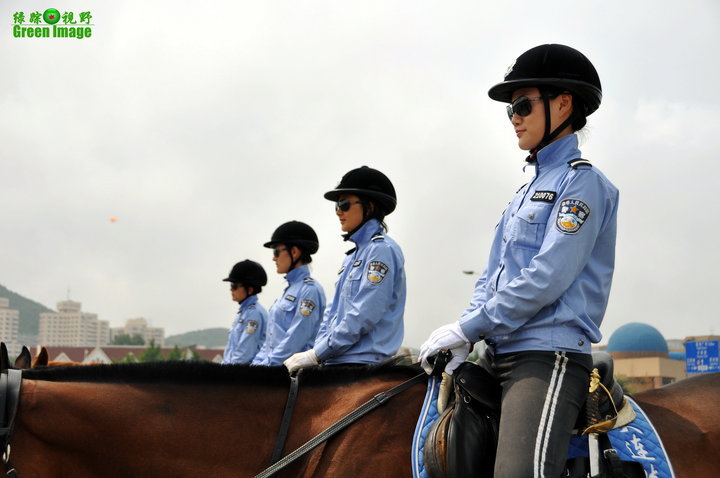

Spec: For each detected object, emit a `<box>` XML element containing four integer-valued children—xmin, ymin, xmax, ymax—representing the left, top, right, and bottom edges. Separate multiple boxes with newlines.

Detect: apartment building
<box><xmin>110</xmin><ymin>317</ymin><xmax>165</xmax><ymax>347</ymax></box>
<box><xmin>0</xmin><ymin>297</ymin><xmax>20</xmax><ymax>352</ymax></box>
<box><xmin>39</xmin><ymin>300</ymin><xmax>110</xmax><ymax>347</ymax></box>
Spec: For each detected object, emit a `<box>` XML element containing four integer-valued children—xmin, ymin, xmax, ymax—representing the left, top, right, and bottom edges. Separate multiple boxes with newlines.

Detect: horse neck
<box><xmin>12</xmin><ymin>366</ymin><xmax>426</xmax><ymax>477</ymax></box>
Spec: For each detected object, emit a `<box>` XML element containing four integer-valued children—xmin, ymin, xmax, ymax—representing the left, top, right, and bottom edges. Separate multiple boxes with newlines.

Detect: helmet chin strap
<box><xmin>287</xmin><ymin>245</ymin><xmax>300</xmax><ymax>271</ymax></box>
<box><xmin>525</xmin><ymin>94</ymin><xmax>573</xmax><ymax>163</ymax></box>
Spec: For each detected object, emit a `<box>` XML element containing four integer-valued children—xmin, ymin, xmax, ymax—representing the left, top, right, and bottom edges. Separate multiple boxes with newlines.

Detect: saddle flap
<box><xmin>453</xmin><ymin>362</ymin><xmax>501</xmax><ymax>413</ymax></box>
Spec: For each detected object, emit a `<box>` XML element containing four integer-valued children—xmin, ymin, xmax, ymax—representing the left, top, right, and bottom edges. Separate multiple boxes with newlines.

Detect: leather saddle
<box><xmin>423</xmin><ymin>352</ymin><xmax>628</xmax><ymax>478</ymax></box>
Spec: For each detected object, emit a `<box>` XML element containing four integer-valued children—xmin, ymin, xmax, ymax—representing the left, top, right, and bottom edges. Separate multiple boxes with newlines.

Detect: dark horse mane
<box><xmin>21</xmin><ymin>358</ymin><xmax>423</xmax><ymax>387</ymax></box>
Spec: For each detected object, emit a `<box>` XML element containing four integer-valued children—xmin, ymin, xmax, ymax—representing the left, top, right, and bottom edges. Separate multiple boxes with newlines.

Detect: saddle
<box><xmin>423</xmin><ymin>353</ymin><xmax>643</xmax><ymax>478</ymax></box>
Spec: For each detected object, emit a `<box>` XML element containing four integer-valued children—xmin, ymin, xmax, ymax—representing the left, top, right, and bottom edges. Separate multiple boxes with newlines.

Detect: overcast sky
<box><xmin>1</xmin><ymin>1</ymin><xmax>718</xmax><ymax>349</ymax></box>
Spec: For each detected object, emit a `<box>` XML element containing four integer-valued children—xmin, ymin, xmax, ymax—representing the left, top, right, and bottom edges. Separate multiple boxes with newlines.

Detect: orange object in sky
<box><xmin>109</xmin><ymin>217</ymin><xmax>118</xmax><ymax>223</ymax></box>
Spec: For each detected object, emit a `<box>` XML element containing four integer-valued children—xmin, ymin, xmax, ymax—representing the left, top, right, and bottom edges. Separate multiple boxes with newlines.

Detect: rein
<box><xmin>269</xmin><ymin>371</ymin><xmax>301</xmax><ymax>468</ymax></box>
<box><xmin>255</xmin><ymin>353</ymin><xmax>451</xmax><ymax>478</ymax></box>
<box><xmin>0</xmin><ymin>369</ymin><xmax>22</xmax><ymax>478</ymax></box>
<box><xmin>253</xmin><ymin>369</ymin><xmax>427</xmax><ymax>478</ymax></box>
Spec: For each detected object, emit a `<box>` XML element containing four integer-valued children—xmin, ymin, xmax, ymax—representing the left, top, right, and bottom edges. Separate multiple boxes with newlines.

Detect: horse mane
<box><xmin>21</xmin><ymin>358</ymin><xmax>422</xmax><ymax>387</ymax></box>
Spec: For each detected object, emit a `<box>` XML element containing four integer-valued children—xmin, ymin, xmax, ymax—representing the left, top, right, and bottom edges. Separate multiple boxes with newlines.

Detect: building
<box><xmin>110</xmin><ymin>318</ymin><xmax>165</xmax><ymax>347</ymax></box>
<box><xmin>603</xmin><ymin>322</ymin><xmax>686</xmax><ymax>392</ymax></box>
<box><xmin>39</xmin><ymin>300</ymin><xmax>110</xmax><ymax>347</ymax></box>
<box><xmin>0</xmin><ymin>298</ymin><xmax>20</xmax><ymax>356</ymax></box>
<box><xmin>36</xmin><ymin>345</ymin><xmax>224</xmax><ymax>364</ymax></box>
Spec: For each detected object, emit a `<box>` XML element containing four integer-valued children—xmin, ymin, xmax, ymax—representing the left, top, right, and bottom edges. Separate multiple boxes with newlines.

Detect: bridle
<box><xmin>0</xmin><ymin>369</ymin><xmax>22</xmax><ymax>478</ymax></box>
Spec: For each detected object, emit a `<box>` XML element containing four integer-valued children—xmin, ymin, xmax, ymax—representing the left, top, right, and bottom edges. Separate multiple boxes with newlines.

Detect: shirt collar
<box><xmin>239</xmin><ymin>293</ymin><xmax>258</xmax><ymax>312</ymax></box>
<box><xmin>534</xmin><ymin>133</ymin><xmax>581</xmax><ymax>172</ymax></box>
<box><xmin>285</xmin><ymin>264</ymin><xmax>310</xmax><ymax>283</ymax></box>
<box><xmin>349</xmin><ymin>219</ymin><xmax>382</xmax><ymax>245</ymax></box>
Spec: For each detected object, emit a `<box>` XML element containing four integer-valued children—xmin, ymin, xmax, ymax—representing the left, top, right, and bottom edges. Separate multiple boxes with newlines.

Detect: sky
<box><xmin>1</xmin><ymin>1</ymin><xmax>718</xmax><ymax>349</ymax></box>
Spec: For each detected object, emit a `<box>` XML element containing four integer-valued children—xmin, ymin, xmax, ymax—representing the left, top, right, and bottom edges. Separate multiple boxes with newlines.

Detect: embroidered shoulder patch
<box><xmin>531</xmin><ymin>190</ymin><xmax>557</xmax><ymax>203</ymax></box>
<box><xmin>299</xmin><ymin>299</ymin><xmax>316</xmax><ymax>316</ymax></box>
<box><xmin>556</xmin><ymin>199</ymin><xmax>590</xmax><ymax>234</ymax></box>
<box><xmin>367</xmin><ymin>261</ymin><xmax>389</xmax><ymax>284</ymax></box>
<box><xmin>246</xmin><ymin>320</ymin><xmax>258</xmax><ymax>333</ymax></box>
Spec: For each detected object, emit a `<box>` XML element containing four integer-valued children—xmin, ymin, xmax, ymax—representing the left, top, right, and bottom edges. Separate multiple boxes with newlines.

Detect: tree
<box><xmin>166</xmin><ymin>345</ymin><xmax>183</xmax><ymax>361</ymax></box>
<box><xmin>112</xmin><ymin>333</ymin><xmax>145</xmax><ymax>346</ymax></box>
<box><xmin>139</xmin><ymin>339</ymin><xmax>164</xmax><ymax>362</ymax></box>
<box><xmin>117</xmin><ymin>353</ymin><xmax>139</xmax><ymax>364</ymax></box>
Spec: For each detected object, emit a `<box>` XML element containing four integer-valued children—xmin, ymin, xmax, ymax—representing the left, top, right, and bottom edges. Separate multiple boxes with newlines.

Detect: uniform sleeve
<box><xmin>460</xmin><ymin>170</ymin><xmax>618</xmax><ymax>341</ymax></box>
<box><xmin>270</xmin><ymin>286</ymin><xmax>324</xmax><ymax>362</ymax></box>
<box><xmin>315</xmin><ymin>243</ymin><xmax>399</xmax><ymax>360</ymax></box>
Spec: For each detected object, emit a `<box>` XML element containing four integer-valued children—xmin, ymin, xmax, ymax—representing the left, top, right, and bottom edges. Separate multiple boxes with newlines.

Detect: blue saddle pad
<box><xmin>568</xmin><ymin>396</ymin><xmax>676</xmax><ymax>478</ymax></box>
<box><xmin>411</xmin><ymin>375</ymin><xmax>441</xmax><ymax>478</ymax></box>
<box><xmin>414</xmin><ymin>381</ymin><xmax>676</xmax><ymax>478</ymax></box>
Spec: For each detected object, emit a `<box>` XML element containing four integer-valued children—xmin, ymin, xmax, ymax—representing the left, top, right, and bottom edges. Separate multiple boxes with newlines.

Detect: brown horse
<box><xmin>4</xmin><ymin>361</ymin><xmax>720</xmax><ymax>477</ymax></box>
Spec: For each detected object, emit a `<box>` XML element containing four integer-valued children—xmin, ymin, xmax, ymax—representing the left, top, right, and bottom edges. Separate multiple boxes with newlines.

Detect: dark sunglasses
<box><xmin>230</xmin><ymin>282</ymin><xmax>243</xmax><ymax>291</ymax></box>
<box><xmin>335</xmin><ymin>199</ymin><xmax>362</xmax><ymax>212</ymax></box>
<box><xmin>506</xmin><ymin>94</ymin><xmax>557</xmax><ymax>120</ymax></box>
<box><xmin>273</xmin><ymin>247</ymin><xmax>287</xmax><ymax>258</ymax></box>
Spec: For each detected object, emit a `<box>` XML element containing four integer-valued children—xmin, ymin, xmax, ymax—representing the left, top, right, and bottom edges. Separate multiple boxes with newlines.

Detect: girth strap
<box><xmin>269</xmin><ymin>371</ymin><xmax>301</xmax><ymax>469</ymax></box>
<box><xmin>253</xmin><ymin>371</ymin><xmax>427</xmax><ymax>478</ymax></box>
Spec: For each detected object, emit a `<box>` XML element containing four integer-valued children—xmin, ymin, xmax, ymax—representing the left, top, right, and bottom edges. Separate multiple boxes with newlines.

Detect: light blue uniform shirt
<box><xmin>222</xmin><ymin>294</ymin><xmax>267</xmax><ymax>364</ymax></box>
<box><xmin>315</xmin><ymin>219</ymin><xmax>406</xmax><ymax>364</ymax></box>
<box><xmin>459</xmin><ymin>134</ymin><xmax>619</xmax><ymax>355</ymax></box>
<box><xmin>252</xmin><ymin>264</ymin><xmax>326</xmax><ymax>366</ymax></box>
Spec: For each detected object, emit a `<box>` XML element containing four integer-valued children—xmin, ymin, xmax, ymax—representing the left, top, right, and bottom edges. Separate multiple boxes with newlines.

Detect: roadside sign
<box><xmin>685</xmin><ymin>340</ymin><xmax>720</xmax><ymax>373</ymax></box>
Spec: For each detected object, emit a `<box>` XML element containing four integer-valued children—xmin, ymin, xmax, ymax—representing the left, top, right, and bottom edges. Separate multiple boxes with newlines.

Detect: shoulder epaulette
<box><xmin>371</xmin><ymin>233</ymin><xmax>385</xmax><ymax>241</ymax></box>
<box><xmin>516</xmin><ymin>182</ymin><xmax>528</xmax><ymax>193</ymax></box>
<box><xmin>345</xmin><ymin>247</ymin><xmax>356</xmax><ymax>255</ymax></box>
<box><xmin>303</xmin><ymin>277</ymin><xmax>315</xmax><ymax>283</ymax></box>
<box><xmin>568</xmin><ymin>158</ymin><xmax>592</xmax><ymax>169</ymax></box>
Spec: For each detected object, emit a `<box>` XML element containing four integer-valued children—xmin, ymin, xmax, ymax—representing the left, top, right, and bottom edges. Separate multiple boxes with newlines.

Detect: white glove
<box><xmin>419</xmin><ymin>322</ymin><xmax>471</xmax><ymax>375</ymax></box>
<box><xmin>284</xmin><ymin>349</ymin><xmax>319</xmax><ymax>373</ymax></box>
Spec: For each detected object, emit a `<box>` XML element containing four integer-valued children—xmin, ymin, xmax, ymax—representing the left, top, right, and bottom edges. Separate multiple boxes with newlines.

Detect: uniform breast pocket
<box><xmin>341</xmin><ymin>272</ymin><xmax>362</xmax><ymax>299</ymax></box>
<box><xmin>510</xmin><ymin>204</ymin><xmax>552</xmax><ymax>250</ymax></box>
<box><xmin>275</xmin><ymin>300</ymin><xmax>297</xmax><ymax>329</ymax></box>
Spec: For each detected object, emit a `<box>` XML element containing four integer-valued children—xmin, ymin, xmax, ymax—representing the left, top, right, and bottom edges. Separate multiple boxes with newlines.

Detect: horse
<box><xmin>5</xmin><ymin>360</ymin><xmax>427</xmax><ymax>477</ymax></box>
<box><xmin>2</xmin><ymin>359</ymin><xmax>719</xmax><ymax>477</ymax></box>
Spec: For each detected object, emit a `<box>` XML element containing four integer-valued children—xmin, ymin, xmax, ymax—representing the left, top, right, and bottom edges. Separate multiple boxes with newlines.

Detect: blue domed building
<box><xmin>603</xmin><ymin>322</ymin><xmax>686</xmax><ymax>391</ymax></box>
<box><xmin>607</xmin><ymin>322</ymin><xmax>669</xmax><ymax>359</ymax></box>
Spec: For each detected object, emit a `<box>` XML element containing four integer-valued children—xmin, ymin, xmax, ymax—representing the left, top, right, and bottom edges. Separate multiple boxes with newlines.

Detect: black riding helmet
<box><xmin>222</xmin><ymin>259</ymin><xmax>268</xmax><ymax>293</ymax></box>
<box><xmin>264</xmin><ymin>221</ymin><xmax>319</xmax><ymax>254</ymax></box>
<box><xmin>324</xmin><ymin>166</ymin><xmax>397</xmax><ymax>215</ymax></box>
<box><xmin>488</xmin><ymin>44</ymin><xmax>602</xmax><ymax>160</ymax></box>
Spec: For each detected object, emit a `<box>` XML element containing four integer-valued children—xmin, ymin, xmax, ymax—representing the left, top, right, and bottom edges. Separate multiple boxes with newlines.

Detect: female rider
<box><xmin>419</xmin><ymin>44</ymin><xmax>619</xmax><ymax>478</ymax></box>
<box><xmin>284</xmin><ymin>166</ymin><xmax>406</xmax><ymax>370</ymax></box>
<box><xmin>252</xmin><ymin>221</ymin><xmax>326</xmax><ymax>366</ymax></box>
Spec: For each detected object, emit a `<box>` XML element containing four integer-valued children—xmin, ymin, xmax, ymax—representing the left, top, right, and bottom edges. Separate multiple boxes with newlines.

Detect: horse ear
<box><xmin>0</xmin><ymin>342</ymin><xmax>9</xmax><ymax>372</ymax></box>
<box><xmin>15</xmin><ymin>346</ymin><xmax>32</xmax><ymax>369</ymax></box>
<box><xmin>32</xmin><ymin>346</ymin><xmax>50</xmax><ymax>367</ymax></box>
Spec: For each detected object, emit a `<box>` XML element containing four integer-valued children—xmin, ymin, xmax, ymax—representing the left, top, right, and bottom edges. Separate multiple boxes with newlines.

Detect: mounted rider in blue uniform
<box><xmin>285</xmin><ymin>166</ymin><xmax>407</xmax><ymax>370</ymax></box>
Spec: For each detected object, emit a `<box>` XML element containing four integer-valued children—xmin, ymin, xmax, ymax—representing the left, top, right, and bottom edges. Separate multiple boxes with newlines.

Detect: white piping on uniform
<box><xmin>534</xmin><ymin>351</ymin><xmax>568</xmax><ymax>478</ymax></box>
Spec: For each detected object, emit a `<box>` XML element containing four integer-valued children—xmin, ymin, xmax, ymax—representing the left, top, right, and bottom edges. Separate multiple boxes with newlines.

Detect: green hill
<box><xmin>0</xmin><ymin>284</ymin><xmax>54</xmax><ymax>336</ymax></box>
<box><xmin>165</xmin><ymin>327</ymin><xmax>229</xmax><ymax>348</ymax></box>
